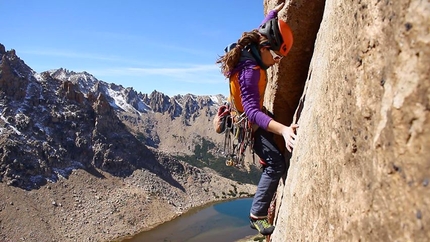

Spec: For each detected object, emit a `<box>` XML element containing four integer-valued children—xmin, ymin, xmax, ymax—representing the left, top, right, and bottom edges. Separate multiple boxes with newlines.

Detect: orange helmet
<box><xmin>258</xmin><ymin>18</ymin><xmax>294</xmax><ymax>56</ymax></box>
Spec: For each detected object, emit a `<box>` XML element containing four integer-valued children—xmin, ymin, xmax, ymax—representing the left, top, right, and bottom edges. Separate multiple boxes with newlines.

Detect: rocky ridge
<box><xmin>0</xmin><ymin>44</ymin><xmax>257</xmax><ymax>242</ymax></box>
<box><xmin>0</xmin><ymin>45</ymin><xmax>230</xmax><ymax>190</ymax></box>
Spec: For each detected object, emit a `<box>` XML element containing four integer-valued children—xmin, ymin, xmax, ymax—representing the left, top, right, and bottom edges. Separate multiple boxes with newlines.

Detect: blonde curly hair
<box><xmin>216</xmin><ymin>30</ymin><xmax>268</xmax><ymax>77</ymax></box>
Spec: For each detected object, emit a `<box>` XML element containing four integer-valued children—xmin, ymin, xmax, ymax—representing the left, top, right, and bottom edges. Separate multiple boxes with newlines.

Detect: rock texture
<box><xmin>264</xmin><ymin>0</ymin><xmax>326</xmax><ymax>152</ymax></box>
<box><xmin>264</xmin><ymin>0</ymin><xmax>430</xmax><ymax>241</ymax></box>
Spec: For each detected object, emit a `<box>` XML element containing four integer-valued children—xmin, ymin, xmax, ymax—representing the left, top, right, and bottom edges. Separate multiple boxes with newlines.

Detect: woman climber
<box><xmin>216</xmin><ymin>3</ymin><xmax>298</xmax><ymax>236</ymax></box>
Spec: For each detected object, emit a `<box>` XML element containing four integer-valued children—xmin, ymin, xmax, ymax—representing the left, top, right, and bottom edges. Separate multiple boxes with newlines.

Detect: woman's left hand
<box><xmin>282</xmin><ymin>124</ymin><xmax>299</xmax><ymax>152</ymax></box>
<box><xmin>267</xmin><ymin>120</ymin><xmax>298</xmax><ymax>152</ymax></box>
<box><xmin>273</xmin><ymin>2</ymin><xmax>285</xmax><ymax>13</ymax></box>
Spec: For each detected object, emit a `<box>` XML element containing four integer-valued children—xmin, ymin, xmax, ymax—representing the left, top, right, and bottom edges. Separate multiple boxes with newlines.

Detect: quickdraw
<box><xmin>221</xmin><ymin>104</ymin><xmax>254</xmax><ymax>169</ymax></box>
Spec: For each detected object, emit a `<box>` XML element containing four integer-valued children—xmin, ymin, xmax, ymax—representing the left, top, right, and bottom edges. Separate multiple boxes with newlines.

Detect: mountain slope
<box><xmin>0</xmin><ymin>44</ymin><xmax>257</xmax><ymax>242</ymax></box>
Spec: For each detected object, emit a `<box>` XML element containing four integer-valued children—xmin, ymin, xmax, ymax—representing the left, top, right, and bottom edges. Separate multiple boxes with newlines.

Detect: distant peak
<box><xmin>0</xmin><ymin>43</ymin><xmax>5</xmax><ymax>55</ymax></box>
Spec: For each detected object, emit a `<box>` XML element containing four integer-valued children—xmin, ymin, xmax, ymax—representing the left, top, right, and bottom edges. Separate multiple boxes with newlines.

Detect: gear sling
<box><xmin>214</xmin><ymin>65</ymin><xmax>267</xmax><ymax>168</ymax></box>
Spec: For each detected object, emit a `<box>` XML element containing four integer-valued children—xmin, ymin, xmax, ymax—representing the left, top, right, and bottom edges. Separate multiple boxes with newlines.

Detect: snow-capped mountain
<box><xmin>0</xmin><ymin>43</ymin><xmax>234</xmax><ymax>190</ymax></box>
<box><xmin>47</xmin><ymin>67</ymin><xmax>226</xmax><ymax>117</ymax></box>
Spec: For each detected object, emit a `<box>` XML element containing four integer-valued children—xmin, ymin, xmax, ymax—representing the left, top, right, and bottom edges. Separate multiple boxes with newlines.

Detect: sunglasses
<box><xmin>269</xmin><ymin>49</ymin><xmax>283</xmax><ymax>61</ymax></box>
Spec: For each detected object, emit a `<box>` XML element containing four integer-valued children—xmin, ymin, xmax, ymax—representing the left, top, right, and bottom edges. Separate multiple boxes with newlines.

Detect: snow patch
<box><xmin>210</xmin><ymin>95</ymin><xmax>222</xmax><ymax>104</ymax></box>
<box><xmin>0</xmin><ymin>112</ymin><xmax>22</xmax><ymax>135</ymax></box>
<box><xmin>137</xmin><ymin>100</ymin><xmax>151</xmax><ymax>112</ymax></box>
<box><xmin>107</xmin><ymin>88</ymin><xmax>135</xmax><ymax>112</ymax></box>
<box><xmin>34</xmin><ymin>73</ymin><xmax>44</xmax><ymax>82</ymax></box>
<box><xmin>44</xmin><ymin>161</ymin><xmax>84</xmax><ymax>183</ymax></box>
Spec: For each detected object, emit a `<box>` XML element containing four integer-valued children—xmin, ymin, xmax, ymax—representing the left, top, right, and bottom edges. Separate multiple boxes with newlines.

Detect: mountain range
<box><xmin>0</xmin><ymin>43</ymin><xmax>262</xmax><ymax>241</ymax></box>
<box><xmin>0</xmin><ymin>43</ymin><xmax>260</xmax><ymax>191</ymax></box>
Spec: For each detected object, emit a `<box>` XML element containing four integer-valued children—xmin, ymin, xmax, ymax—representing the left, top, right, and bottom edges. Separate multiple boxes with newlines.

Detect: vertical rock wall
<box><xmin>264</xmin><ymin>0</ymin><xmax>326</xmax><ymax>151</ymax></box>
<box><xmin>265</xmin><ymin>0</ymin><xmax>430</xmax><ymax>241</ymax></box>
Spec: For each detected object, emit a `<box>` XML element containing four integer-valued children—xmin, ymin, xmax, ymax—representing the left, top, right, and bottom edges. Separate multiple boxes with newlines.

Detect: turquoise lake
<box><xmin>126</xmin><ymin>198</ymin><xmax>256</xmax><ymax>242</ymax></box>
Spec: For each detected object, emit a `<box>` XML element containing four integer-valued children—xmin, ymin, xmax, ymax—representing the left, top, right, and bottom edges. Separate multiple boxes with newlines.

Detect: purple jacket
<box><xmin>232</xmin><ymin>10</ymin><xmax>277</xmax><ymax>130</ymax></box>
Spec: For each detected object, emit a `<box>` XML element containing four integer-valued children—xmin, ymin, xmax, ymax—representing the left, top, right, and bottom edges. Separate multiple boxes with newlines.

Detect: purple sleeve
<box><xmin>234</xmin><ymin>10</ymin><xmax>278</xmax><ymax>130</ymax></box>
<box><xmin>238</xmin><ymin>68</ymin><xmax>272</xmax><ymax>130</ymax></box>
<box><xmin>260</xmin><ymin>10</ymin><xmax>278</xmax><ymax>27</ymax></box>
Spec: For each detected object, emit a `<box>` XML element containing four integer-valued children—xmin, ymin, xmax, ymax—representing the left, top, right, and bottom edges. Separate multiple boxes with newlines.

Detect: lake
<box><xmin>124</xmin><ymin>198</ymin><xmax>256</xmax><ymax>242</ymax></box>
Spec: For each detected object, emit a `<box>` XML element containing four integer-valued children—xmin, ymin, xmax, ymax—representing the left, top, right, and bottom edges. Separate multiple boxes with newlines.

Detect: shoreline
<box><xmin>116</xmin><ymin>196</ymin><xmax>255</xmax><ymax>242</ymax></box>
<box><xmin>0</xmin><ymin>168</ymin><xmax>257</xmax><ymax>242</ymax></box>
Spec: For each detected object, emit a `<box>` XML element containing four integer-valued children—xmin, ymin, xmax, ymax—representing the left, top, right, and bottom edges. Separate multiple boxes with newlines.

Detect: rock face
<box><xmin>264</xmin><ymin>0</ymin><xmax>430</xmax><ymax>241</ymax></box>
<box><xmin>264</xmin><ymin>0</ymin><xmax>326</xmax><ymax>152</ymax></box>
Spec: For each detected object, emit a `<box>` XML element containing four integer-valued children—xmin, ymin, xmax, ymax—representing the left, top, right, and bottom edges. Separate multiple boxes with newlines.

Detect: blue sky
<box><xmin>0</xmin><ymin>1</ymin><xmax>266</xmax><ymax>96</ymax></box>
